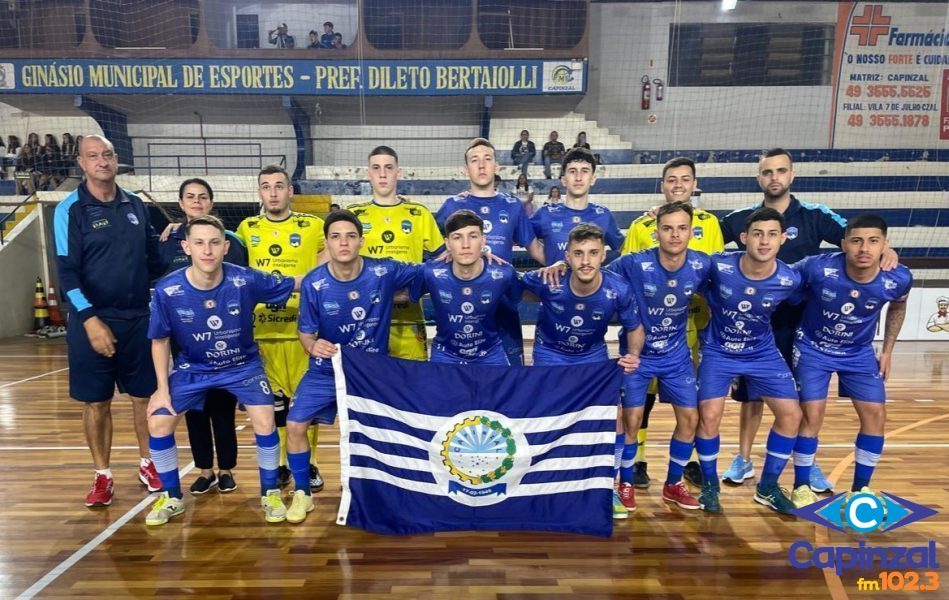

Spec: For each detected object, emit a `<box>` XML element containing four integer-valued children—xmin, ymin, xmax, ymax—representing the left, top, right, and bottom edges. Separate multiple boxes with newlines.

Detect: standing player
<box><xmin>695</xmin><ymin>208</ymin><xmax>803</xmax><ymax>515</ymax></box>
<box><xmin>287</xmin><ymin>211</ymin><xmax>421</xmax><ymax>523</ymax></box>
<box><xmin>531</xmin><ymin>148</ymin><xmax>624</xmax><ymax>267</ymax></box>
<box><xmin>235</xmin><ymin>165</ymin><xmax>326</xmax><ymax>492</ymax></box>
<box><xmin>607</xmin><ymin>202</ymin><xmax>712</xmax><ymax>513</ymax></box>
<box><xmin>789</xmin><ymin>215</ymin><xmax>911</xmax><ymax>507</ymax></box>
<box><xmin>412</xmin><ymin>210</ymin><xmax>522</xmax><ymax>365</ymax></box>
<box><xmin>522</xmin><ymin>223</ymin><xmax>643</xmax><ymax>519</ymax></box>
<box><xmin>145</xmin><ymin>215</ymin><xmax>297</xmax><ymax>525</ymax></box>
<box><xmin>621</xmin><ymin>157</ymin><xmax>724</xmax><ymax>489</ymax></box>
<box><xmin>347</xmin><ymin>146</ymin><xmax>442</xmax><ymax>360</ymax></box>
<box><xmin>54</xmin><ymin>134</ymin><xmax>165</xmax><ymax>506</ymax></box>
<box><xmin>436</xmin><ymin>138</ymin><xmax>546</xmax><ymax>365</ymax></box>
<box><xmin>718</xmin><ymin>149</ymin><xmax>898</xmax><ymax>491</ymax></box>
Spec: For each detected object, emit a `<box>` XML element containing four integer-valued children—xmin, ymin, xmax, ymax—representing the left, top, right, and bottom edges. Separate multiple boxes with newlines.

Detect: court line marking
<box><xmin>0</xmin><ymin>367</ymin><xmax>70</xmax><ymax>390</ymax></box>
<box><xmin>15</xmin><ymin>461</ymin><xmax>196</xmax><ymax>600</ymax></box>
<box><xmin>818</xmin><ymin>412</ymin><xmax>949</xmax><ymax>600</ymax></box>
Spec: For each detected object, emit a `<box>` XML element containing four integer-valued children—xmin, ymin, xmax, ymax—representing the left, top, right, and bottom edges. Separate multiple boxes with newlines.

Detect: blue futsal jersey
<box><xmin>521</xmin><ymin>269</ymin><xmax>640</xmax><ymax>363</ymax></box>
<box><xmin>530</xmin><ymin>203</ymin><xmax>625</xmax><ymax>266</ymax></box>
<box><xmin>794</xmin><ymin>253</ymin><xmax>912</xmax><ymax>358</ymax></box>
<box><xmin>410</xmin><ymin>260</ymin><xmax>521</xmax><ymax>362</ymax></box>
<box><xmin>435</xmin><ymin>194</ymin><xmax>535</xmax><ymax>262</ymax></box>
<box><xmin>702</xmin><ymin>252</ymin><xmax>802</xmax><ymax>356</ymax></box>
<box><xmin>148</xmin><ymin>263</ymin><xmax>295</xmax><ymax>373</ymax></box>
<box><xmin>608</xmin><ymin>248</ymin><xmax>711</xmax><ymax>357</ymax></box>
<box><xmin>299</xmin><ymin>257</ymin><xmax>420</xmax><ymax>374</ymax></box>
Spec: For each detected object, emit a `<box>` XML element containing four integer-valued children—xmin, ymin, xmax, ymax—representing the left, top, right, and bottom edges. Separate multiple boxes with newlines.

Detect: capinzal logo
<box><xmin>551</xmin><ymin>65</ymin><xmax>574</xmax><ymax>84</ymax></box>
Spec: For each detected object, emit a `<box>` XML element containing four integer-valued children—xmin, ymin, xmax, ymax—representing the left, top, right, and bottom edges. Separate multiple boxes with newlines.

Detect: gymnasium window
<box><xmin>91</xmin><ymin>0</ymin><xmax>200</xmax><ymax>49</ymax></box>
<box><xmin>364</xmin><ymin>0</ymin><xmax>471</xmax><ymax>50</ymax></box>
<box><xmin>478</xmin><ymin>0</ymin><xmax>586</xmax><ymax>50</ymax></box>
<box><xmin>668</xmin><ymin>23</ymin><xmax>834</xmax><ymax>87</ymax></box>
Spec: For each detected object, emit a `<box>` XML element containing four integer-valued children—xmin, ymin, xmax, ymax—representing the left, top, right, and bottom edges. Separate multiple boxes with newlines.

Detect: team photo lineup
<box><xmin>1</xmin><ymin>1</ymin><xmax>947</xmax><ymax>597</ymax></box>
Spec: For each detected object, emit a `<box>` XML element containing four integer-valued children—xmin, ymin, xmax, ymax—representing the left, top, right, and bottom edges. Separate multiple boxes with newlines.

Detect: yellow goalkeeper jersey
<box><xmin>348</xmin><ymin>198</ymin><xmax>442</xmax><ymax>324</ymax></box>
<box><xmin>235</xmin><ymin>212</ymin><xmax>325</xmax><ymax>339</ymax></box>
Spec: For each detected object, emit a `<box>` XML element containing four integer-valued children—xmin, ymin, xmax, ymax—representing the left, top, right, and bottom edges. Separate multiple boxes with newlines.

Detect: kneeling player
<box><xmin>521</xmin><ymin>223</ymin><xmax>643</xmax><ymax>517</ymax></box>
<box><xmin>789</xmin><ymin>215</ymin><xmax>910</xmax><ymax>507</ymax></box>
<box><xmin>695</xmin><ymin>208</ymin><xmax>803</xmax><ymax>515</ymax></box>
<box><xmin>608</xmin><ymin>202</ymin><xmax>711</xmax><ymax>512</ymax></box>
<box><xmin>288</xmin><ymin>210</ymin><xmax>420</xmax><ymax>523</ymax></box>
<box><xmin>145</xmin><ymin>215</ymin><xmax>298</xmax><ymax>525</ymax></box>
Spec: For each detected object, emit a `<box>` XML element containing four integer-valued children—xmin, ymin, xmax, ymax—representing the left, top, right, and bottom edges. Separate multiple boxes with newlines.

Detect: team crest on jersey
<box><xmin>717</xmin><ymin>262</ymin><xmax>734</xmax><ymax>274</ymax></box>
<box><xmin>176</xmin><ymin>308</ymin><xmax>195</xmax><ymax>323</ymax></box>
<box><xmin>489</xmin><ymin>268</ymin><xmax>504</xmax><ymax>280</ymax></box>
<box><xmin>719</xmin><ymin>285</ymin><xmax>733</xmax><ymax>299</ymax></box>
<box><xmin>498</xmin><ymin>211</ymin><xmax>509</xmax><ymax>225</ymax></box>
<box><xmin>227</xmin><ymin>301</ymin><xmax>240</xmax><ymax>316</ymax></box>
<box><xmin>762</xmin><ymin>294</ymin><xmax>775</xmax><ymax>308</ymax></box>
<box><xmin>744</xmin><ymin>286</ymin><xmax>756</xmax><ymax>296</ymax></box>
<box><xmin>401</xmin><ymin>220</ymin><xmax>412</xmax><ymax>234</ymax></box>
<box><xmin>668</xmin><ymin>279</ymin><xmax>677</xmax><ymax>288</ymax></box>
<box><xmin>592</xmin><ymin>309</ymin><xmax>604</xmax><ymax>321</ymax></box>
<box><xmin>640</xmin><ymin>262</ymin><xmax>654</xmax><ymax>272</ymax></box>
<box><xmin>883</xmin><ymin>278</ymin><xmax>898</xmax><ymax>290</ymax></box>
<box><xmin>779</xmin><ymin>276</ymin><xmax>795</xmax><ymax>287</ymax></box>
<box><xmin>438</xmin><ymin>290</ymin><xmax>453</xmax><ymax>304</ymax></box>
<box><xmin>126</xmin><ymin>212</ymin><xmax>139</xmax><ymax>226</ymax></box>
<box><xmin>551</xmin><ymin>221</ymin><xmax>564</xmax><ymax>233</ymax></box>
<box><xmin>313</xmin><ymin>278</ymin><xmax>329</xmax><ymax>291</ymax></box>
<box><xmin>480</xmin><ymin>291</ymin><xmax>492</xmax><ymax>304</ymax></box>
<box><xmin>575</xmin><ymin>303</ymin><xmax>585</xmax><ymax>311</ymax></box>
<box><xmin>644</xmin><ymin>283</ymin><xmax>657</xmax><ymax>297</ymax></box>
<box><xmin>289</xmin><ymin>233</ymin><xmax>302</xmax><ymax>248</ymax></box>
<box><xmin>322</xmin><ymin>301</ymin><xmax>340</xmax><ymax>315</ymax></box>
<box><xmin>372</xmin><ymin>265</ymin><xmax>389</xmax><ymax>277</ymax></box>
<box><xmin>348</xmin><ymin>290</ymin><xmax>360</xmax><ymax>301</ymax></box>
<box><xmin>370</xmin><ymin>290</ymin><xmax>381</xmax><ymax>304</ymax></box>
<box><xmin>693</xmin><ymin>227</ymin><xmax>703</xmax><ymax>240</ymax></box>
<box><xmin>204</xmin><ymin>299</ymin><xmax>216</xmax><ymax>309</ymax></box>
<box><xmin>738</xmin><ymin>300</ymin><xmax>752</xmax><ymax>312</ymax></box>
<box><xmin>92</xmin><ymin>219</ymin><xmax>110</xmax><ymax>229</ymax></box>
<box><xmin>683</xmin><ymin>283</ymin><xmax>694</xmax><ymax>296</ymax></box>
<box><xmin>849</xmin><ymin>289</ymin><xmax>860</xmax><ymax>298</ymax></box>
<box><xmin>462</xmin><ymin>287</ymin><xmax>472</xmax><ymax>296</ymax></box>
<box><xmin>433</xmin><ymin>268</ymin><xmax>448</xmax><ymax>279</ymax></box>
<box><xmin>865</xmin><ymin>298</ymin><xmax>880</xmax><ymax>311</ymax></box>
<box><xmin>163</xmin><ymin>285</ymin><xmax>184</xmax><ymax>297</ymax></box>
<box><xmin>787</xmin><ymin>226</ymin><xmax>799</xmax><ymax>240</ymax></box>
<box><xmin>229</xmin><ymin>276</ymin><xmax>246</xmax><ymax>288</ymax></box>
<box><xmin>824</xmin><ymin>268</ymin><xmax>839</xmax><ymax>278</ymax></box>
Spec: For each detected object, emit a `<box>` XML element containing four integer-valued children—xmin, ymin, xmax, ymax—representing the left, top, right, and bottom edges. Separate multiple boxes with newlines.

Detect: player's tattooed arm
<box><xmin>298</xmin><ymin>332</ymin><xmax>338</xmax><ymax>359</ymax></box>
<box><xmin>526</xmin><ymin>239</ymin><xmax>546</xmax><ymax>266</ymax></box>
<box><xmin>147</xmin><ymin>338</ymin><xmax>176</xmax><ymax>417</ymax></box>
<box><xmin>879</xmin><ymin>300</ymin><xmax>907</xmax><ymax>380</ymax></box>
<box><xmin>618</xmin><ymin>325</ymin><xmax>645</xmax><ymax>374</ymax></box>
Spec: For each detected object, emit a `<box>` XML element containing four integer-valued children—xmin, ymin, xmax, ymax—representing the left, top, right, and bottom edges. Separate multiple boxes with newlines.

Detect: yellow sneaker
<box><xmin>286</xmin><ymin>489</ymin><xmax>314</xmax><ymax>524</ymax></box>
<box><xmin>261</xmin><ymin>489</ymin><xmax>287</xmax><ymax>523</ymax></box>
<box><xmin>791</xmin><ymin>484</ymin><xmax>819</xmax><ymax>509</ymax></box>
<box><xmin>145</xmin><ymin>492</ymin><xmax>185</xmax><ymax>526</ymax></box>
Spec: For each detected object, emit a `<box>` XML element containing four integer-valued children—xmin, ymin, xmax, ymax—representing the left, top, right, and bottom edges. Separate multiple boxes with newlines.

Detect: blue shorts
<box><xmin>532</xmin><ymin>344</ymin><xmax>608</xmax><ymax>366</ymax></box>
<box><xmin>67</xmin><ymin>314</ymin><xmax>157</xmax><ymax>402</ymax></box>
<box><xmin>793</xmin><ymin>343</ymin><xmax>885</xmax><ymax>403</ymax></box>
<box><xmin>496</xmin><ymin>303</ymin><xmax>525</xmax><ymax>366</ymax></box>
<box><xmin>698</xmin><ymin>347</ymin><xmax>798</xmax><ymax>402</ymax></box>
<box><xmin>154</xmin><ymin>362</ymin><xmax>273</xmax><ymax>416</ymax></box>
<box><xmin>732</xmin><ymin>304</ymin><xmax>800</xmax><ymax>402</ymax></box>
<box><xmin>624</xmin><ymin>348</ymin><xmax>698</xmax><ymax>409</ymax></box>
<box><xmin>289</xmin><ymin>364</ymin><xmax>338</xmax><ymax>425</ymax></box>
<box><xmin>431</xmin><ymin>341</ymin><xmax>510</xmax><ymax>366</ymax></box>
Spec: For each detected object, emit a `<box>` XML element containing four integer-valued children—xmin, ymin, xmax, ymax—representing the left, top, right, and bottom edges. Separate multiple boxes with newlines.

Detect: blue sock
<box><xmin>793</xmin><ymin>436</ymin><xmax>819</xmax><ymax>488</ymax></box>
<box><xmin>613</xmin><ymin>433</ymin><xmax>624</xmax><ymax>482</ymax></box>
<box><xmin>694</xmin><ymin>435</ymin><xmax>720</xmax><ymax>484</ymax></box>
<box><xmin>666</xmin><ymin>437</ymin><xmax>694</xmax><ymax>485</ymax></box>
<box><xmin>288</xmin><ymin>449</ymin><xmax>312</xmax><ymax>495</ymax></box>
<box><xmin>149</xmin><ymin>433</ymin><xmax>182</xmax><ymax>499</ymax></box>
<box><xmin>853</xmin><ymin>433</ymin><xmax>884</xmax><ymax>491</ymax></box>
<box><xmin>760</xmin><ymin>429</ymin><xmax>795</xmax><ymax>489</ymax></box>
<box><xmin>255</xmin><ymin>429</ymin><xmax>280</xmax><ymax>496</ymax></box>
<box><xmin>619</xmin><ymin>440</ymin><xmax>637</xmax><ymax>484</ymax></box>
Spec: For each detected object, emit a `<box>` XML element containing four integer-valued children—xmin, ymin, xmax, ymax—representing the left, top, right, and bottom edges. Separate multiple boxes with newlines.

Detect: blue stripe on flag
<box><xmin>525</xmin><ymin>420</ymin><xmax>616</xmax><ymax>446</ymax></box>
<box><xmin>522</xmin><ymin>466</ymin><xmax>615</xmax><ymax>485</ymax></box>
<box><xmin>348</xmin><ymin>410</ymin><xmax>436</xmax><ymax>441</ymax></box>
<box><xmin>351</xmin><ymin>455</ymin><xmax>436</xmax><ymax>484</ymax></box>
<box><xmin>349</xmin><ymin>432</ymin><xmax>430</xmax><ymax>461</ymax></box>
<box><xmin>532</xmin><ymin>443</ymin><xmax>615</xmax><ymax>465</ymax></box>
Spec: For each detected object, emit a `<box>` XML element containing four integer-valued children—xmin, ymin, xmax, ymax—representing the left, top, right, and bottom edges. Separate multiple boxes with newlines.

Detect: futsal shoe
<box><xmin>617</xmin><ymin>482</ymin><xmax>637</xmax><ymax>512</ymax></box>
<box><xmin>261</xmin><ymin>489</ymin><xmax>288</xmax><ymax>523</ymax></box>
<box><xmin>309</xmin><ymin>465</ymin><xmax>325</xmax><ymax>492</ymax></box>
<box><xmin>662</xmin><ymin>482</ymin><xmax>700</xmax><ymax>510</ymax></box>
<box><xmin>791</xmin><ymin>485</ymin><xmax>819</xmax><ymax>509</ymax></box>
<box><xmin>139</xmin><ymin>460</ymin><xmax>162</xmax><ymax>492</ymax></box>
<box><xmin>698</xmin><ymin>481</ymin><xmax>722</xmax><ymax>513</ymax></box>
<box><xmin>217</xmin><ymin>473</ymin><xmax>237</xmax><ymax>493</ymax></box>
<box><xmin>683</xmin><ymin>461</ymin><xmax>704</xmax><ymax>486</ymax></box>
<box><xmin>722</xmin><ymin>455</ymin><xmax>754</xmax><ymax>485</ymax></box>
<box><xmin>633</xmin><ymin>461</ymin><xmax>650</xmax><ymax>489</ymax></box>
<box><xmin>189</xmin><ymin>474</ymin><xmax>218</xmax><ymax>495</ymax></box>
<box><xmin>286</xmin><ymin>490</ymin><xmax>315</xmax><ymax>524</ymax></box>
<box><xmin>612</xmin><ymin>487</ymin><xmax>629</xmax><ymax>520</ymax></box>
<box><xmin>85</xmin><ymin>473</ymin><xmax>115</xmax><ymax>507</ymax></box>
<box><xmin>754</xmin><ymin>483</ymin><xmax>796</xmax><ymax>515</ymax></box>
<box><xmin>808</xmin><ymin>463</ymin><xmax>834</xmax><ymax>493</ymax></box>
<box><xmin>277</xmin><ymin>465</ymin><xmax>292</xmax><ymax>488</ymax></box>
<box><xmin>145</xmin><ymin>492</ymin><xmax>185</xmax><ymax>526</ymax></box>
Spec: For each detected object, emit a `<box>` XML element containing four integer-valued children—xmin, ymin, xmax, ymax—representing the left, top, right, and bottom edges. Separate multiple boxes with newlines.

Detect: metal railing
<box><xmin>0</xmin><ymin>192</ymin><xmax>37</xmax><ymax>245</ymax></box>
<box><xmin>135</xmin><ymin>142</ymin><xmax>287</xmax><ymax>190</ymax></box>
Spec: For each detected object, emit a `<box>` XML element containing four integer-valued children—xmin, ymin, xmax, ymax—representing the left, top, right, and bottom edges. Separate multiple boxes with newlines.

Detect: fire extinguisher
<box><xmin>641</xmin><ymin>75</ymin><xmax>651</xmax><ymax>110</ymax></box>
<box><xmin>653</xmin><ymin>78</ymin><xmax>665</xmax><ymax>101</ymax></box>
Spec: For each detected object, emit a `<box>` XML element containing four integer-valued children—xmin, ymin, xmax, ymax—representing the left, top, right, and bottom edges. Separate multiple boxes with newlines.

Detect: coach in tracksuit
<box><xmin>718</xmin><ymin>148</ymin><xmax>898</xmax><ymax>490</ymax></box>
<box><xmin>54</xmin><ymin>134</ymin><xmax>166</xmax><ymax>508</ymax></box>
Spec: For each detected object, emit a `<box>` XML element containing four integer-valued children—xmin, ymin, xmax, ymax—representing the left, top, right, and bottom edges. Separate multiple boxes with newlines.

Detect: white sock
<box><xmin>96</xmin><ymin>468</ymin><xmax>113</xmax><ymax>478</ymax></box>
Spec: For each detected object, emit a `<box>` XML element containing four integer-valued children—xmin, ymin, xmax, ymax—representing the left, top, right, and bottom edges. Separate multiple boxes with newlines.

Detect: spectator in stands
<box><xmin>26</xmin><ymin>132</ymin><xmax>40</xmax><ymax>153</ymax></box>
<box><xmin>573</xmin><ymin>131</ymin><xmax>591</xmax><ymax>151</ymax></box>
<box><xmin>494</xmin><ymin>174</ymin><xmax>502</xmax><ymax>193</ymax></box>
<box><xmin>268</xmin><ymin>23</ymin><xmax>295</xmax><ymax>48</ymax></box>
<box><xmin>62</xmin><ymin>133</ymin><xmax>78</xmax><ymax>160</ymax></box>
<box><xmin>333</xmin><ymin>33</ymin><xmax>347</xmax><ymax>49</ymax></box>
<box><xmin>44</xmin><ymin>133</ymin><xmax>59</xmax><ymax>148</ymax></box>
<box><xmin>307</xmin><ymin>30</ymin><xmax>321</xmax><ymax>49</ymax></box>
<box><xmin>321</xmin><ymin>22</ymin><xmax>335</xmax><ymax>48</ymax></box>
<box><xmin>329</xmin><ymin>203</ymin><xmax>341</xmax><ymax>212</ymax></box>
<box><xmin>544</xmin><ymin>186</ymin><xmax>561</xmax><ymax>207</ymax></box>
<box><xmin>37</xmin><ymin>140</ymin><xmax>64</xmax><ymax>191</ymax></box>
<box><xmin>14</xmin><ymin>143</ymin><xmax>37</xmax><ymax>194</ymax></box>
<box><xmin>514</xmin><ymin>173</ymin><xmax>534</xmax><ymax>216</ymax></box>
<box><xmin>75</xmin><ymin>135</ymin><xmax>84</xmax><ymax>152</ymax></box>
<box><xmin>542</xmin><ymin>131</ymin><xmax>566</xmax><ymax>179</ymax></box>
<box><xmin>510</xmin><ymin>130</ymin><xmax>535</xmax><ymax>178</ymax></box>
<box><xmin>5</xmin><ymin>135</ymin><xmax>20</xmax><ymax>157</ymax></box>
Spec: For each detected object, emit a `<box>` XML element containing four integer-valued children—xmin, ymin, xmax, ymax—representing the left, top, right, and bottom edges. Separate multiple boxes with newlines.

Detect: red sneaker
<box><xmin>139</xmin><ymin>461</ymin><xmax>162</xmax><ymax>492</ymax></box>
<box><xmin>662</xmin><ymin>481</ymin><xmax>700</xmax><ymax>510</ymax></box>
<box><xmin>618</xmin><ymin>482</ymin><xmax>637</xmax><ymax>512</ymax></box>
<box><xmin>85</xmin><ymin>473</ymin><xmax>114</xmax><ymax>507</ymax></box>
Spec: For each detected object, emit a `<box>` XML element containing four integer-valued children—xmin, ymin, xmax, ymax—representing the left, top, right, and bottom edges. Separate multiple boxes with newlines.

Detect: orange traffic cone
<box><xmin>33</xmin><ymin>277</ymin><xmax>49</xmax><ymax>332</ymax></box>
<box><xmin>47</xmin><ymin>285</ymin><xmax>65</xmax><ymax>326</ymax></box>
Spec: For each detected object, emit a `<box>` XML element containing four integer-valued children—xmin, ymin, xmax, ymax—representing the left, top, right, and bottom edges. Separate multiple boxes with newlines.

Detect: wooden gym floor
<box><xmin>0</xmin><ymin>337</ymin><xmax>946</xmax><ymax>599</ymax></box>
